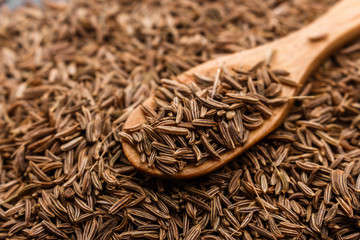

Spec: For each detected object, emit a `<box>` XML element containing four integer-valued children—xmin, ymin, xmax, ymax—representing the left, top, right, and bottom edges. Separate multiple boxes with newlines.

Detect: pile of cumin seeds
<box><xmin>2</xmin><ymin>0</ymin><xmax>360</xmax><ymax>239</ymax></box>
<box><xmin>121</xmin><ymin>60</ymin><xmax>290</xmax><ymax>175</ymax></box>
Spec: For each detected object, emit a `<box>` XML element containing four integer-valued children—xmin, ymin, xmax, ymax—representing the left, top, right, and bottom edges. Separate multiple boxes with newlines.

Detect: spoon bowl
<box><xmin>122</xmin><ymin>0</ymin><xmax>360</xmax><ymax>179</ymax></box>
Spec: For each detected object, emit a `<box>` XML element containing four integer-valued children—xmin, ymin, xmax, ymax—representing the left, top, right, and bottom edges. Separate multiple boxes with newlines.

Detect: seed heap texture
<box><xmin>121</xmin><ymin>62</ymin><xmax>290</xmax><ymax>174</ymax></box>
<box><xmin>1</xmin><ymin>0</ymin><xmax>360</xmax><ymax>239</ymax></box>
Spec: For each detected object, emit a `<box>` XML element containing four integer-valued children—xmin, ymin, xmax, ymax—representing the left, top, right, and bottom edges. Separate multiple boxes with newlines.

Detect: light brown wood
<box><xmin>122</xmin><ymin>0</ymin><xmax>360</xmax><ymax>179</ymax></box>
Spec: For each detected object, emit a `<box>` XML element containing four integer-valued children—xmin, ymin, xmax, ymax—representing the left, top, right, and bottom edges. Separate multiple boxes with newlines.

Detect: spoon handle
<box><xmin>181</xmin><ymin>0</ymin><xmax>360</xmax><ymax>86</ymax></box>
<box><xmin>273</xmin><ymin>0</ymin><xmax>360</xmax><ymax>84</ymax></box>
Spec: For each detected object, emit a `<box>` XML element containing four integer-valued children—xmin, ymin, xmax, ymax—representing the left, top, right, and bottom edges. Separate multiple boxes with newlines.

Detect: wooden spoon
<box><xmin>122</xmin><ymin>0</ymin><xmax>360</xmax><ymax>179</ymax></box>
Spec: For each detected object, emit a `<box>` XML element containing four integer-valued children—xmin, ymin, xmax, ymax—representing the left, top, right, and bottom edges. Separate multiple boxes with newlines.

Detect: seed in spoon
<box><xmin>121</xmin><ymin>55</ymin><xmax>291</xmax><ymax>175</ymax></box>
